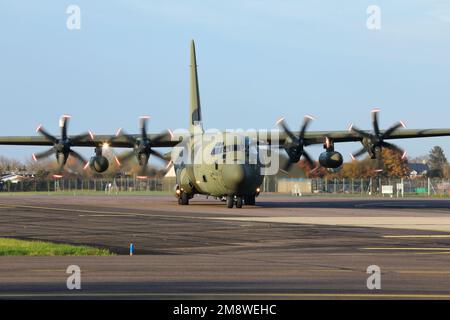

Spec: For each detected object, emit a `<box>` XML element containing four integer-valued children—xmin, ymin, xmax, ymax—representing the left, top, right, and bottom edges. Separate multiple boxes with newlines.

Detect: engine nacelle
<box><xmin>89</xmin><ymin>156</ymin><xmax>109</xmax><ymax>173</ymax></box>
<box><xmin>319</xmin><ymin>151</ymin><xmax>343</xmax><ymax>169</ymax></box>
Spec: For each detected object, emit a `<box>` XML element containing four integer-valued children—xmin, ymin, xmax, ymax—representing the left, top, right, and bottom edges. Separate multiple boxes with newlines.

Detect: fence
<box><xmin>1</xmin><ymin>176</ymin><xmax>449</xmax><ymax>197</ymax></box>
<box><xmin>309</xmin><ymin>177</ymin><xmax>450</xmax><ymax>196</ymax></box>
<box><xmin>273</xmin><ymin>177</ymin><xmax>450</xmax><ymax>197</ymax></box>
<box><xmin>0</xmin><ymin>177</ymin><xmax>177</xmax><ymax>193</ymax></box>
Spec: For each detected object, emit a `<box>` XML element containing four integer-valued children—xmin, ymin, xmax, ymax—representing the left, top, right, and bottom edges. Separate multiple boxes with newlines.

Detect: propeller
<box><xmin>348</xmin><ymin>109</ymin><xmax>407</xmax><ymax>161</ymax></box>
<box><xmin>114</xmin><ymin>116</ymin><xmax>169</xmax><ymax>178</ymax></box>
<box><xmin>33</xmin><ymin>115</ymin><xmax>93</xmax><ymax>177</ymax></box>
<box><xmin>277</xmin><ymin>115</ymin><xmax>316</xmax><ymax>172</ymax></box>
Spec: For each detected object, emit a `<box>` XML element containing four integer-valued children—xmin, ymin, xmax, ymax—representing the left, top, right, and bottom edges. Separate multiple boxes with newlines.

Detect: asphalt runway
<box><xmin>0</xmin><ymin>194</ymin><xmax>449</xmax><ymax>299</ymax></box>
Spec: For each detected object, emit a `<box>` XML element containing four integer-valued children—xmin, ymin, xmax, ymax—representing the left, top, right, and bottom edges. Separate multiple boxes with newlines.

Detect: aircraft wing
<box><xmin>0</xmin><ymin>133</ymin><xmax>180</xmax><ymax>148</ymax></box>
<box><xmin>0</xmin><ymin>129</ymin><xmax>449</xmax><ymax>147</ymax></box>
<box><xmin>267</xmin><ymin>129</ymin><xmax>450</xmax><ymax>146</ymax></box>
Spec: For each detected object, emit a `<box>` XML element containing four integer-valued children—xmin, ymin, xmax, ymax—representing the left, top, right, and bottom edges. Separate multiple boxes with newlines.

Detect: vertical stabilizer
<box><xmin>190</xmin><ymin>40</ymin><xmax>203</xmax><ymax>132</ymax></box>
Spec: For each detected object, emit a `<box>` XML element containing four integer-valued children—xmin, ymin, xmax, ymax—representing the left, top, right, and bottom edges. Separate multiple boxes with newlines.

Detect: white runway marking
<box><xmin>355</xmin><ymin>202</ymin><xmax>427</xmax><ymax>208</ymax></box>
<box><xmin>383</xmin><ymin>235</ymin><xmax>450</xmax><ymax>239</ymax></box>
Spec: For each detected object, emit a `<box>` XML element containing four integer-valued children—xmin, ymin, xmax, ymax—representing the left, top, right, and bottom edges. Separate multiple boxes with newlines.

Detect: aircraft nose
<box><xmin>223</xmin><ymin>164</ymin><xmax>245</xmax><ymax>189</ymax></box>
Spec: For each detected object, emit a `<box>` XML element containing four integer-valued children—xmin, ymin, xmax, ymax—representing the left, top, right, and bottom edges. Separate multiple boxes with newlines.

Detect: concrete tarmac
<box><xmin>0</xmin><ymin>194</ymin><xmax>449</xmax><ymax>299</ymax></box>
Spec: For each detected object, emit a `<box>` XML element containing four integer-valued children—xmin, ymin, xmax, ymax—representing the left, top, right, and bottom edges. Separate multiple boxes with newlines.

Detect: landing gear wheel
<box><xmin>235</xmin><ymin>196</ymin><xmax>243</xmax><ymax>208</ymax></box>
<box><xmin>226</xmin><ymin>196</ymin><xmax>234</xmax><ymax>208</ymax></box>
<box><xmin>180</xmin><ymin>192</ymin><xmax>189</xmax><ymax>205</ymax></box>
<box><xmin>244</xmin><ymin>195</ymin><xmax>256</xmax><ymax>206</ymax></box>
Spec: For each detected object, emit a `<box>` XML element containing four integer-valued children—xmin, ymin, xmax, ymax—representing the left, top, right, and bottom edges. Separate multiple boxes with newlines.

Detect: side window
<box><xmin>211</xmin><ymin>142</ymin><xmax>224</xmax><ymax>155</ymax></box>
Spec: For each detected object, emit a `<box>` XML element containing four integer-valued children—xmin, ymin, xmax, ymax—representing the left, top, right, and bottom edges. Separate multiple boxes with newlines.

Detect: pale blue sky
<box><xmin>0</xmin><ymin>0</ymin><xmax>449</xmax><ymax>163</ymax></box>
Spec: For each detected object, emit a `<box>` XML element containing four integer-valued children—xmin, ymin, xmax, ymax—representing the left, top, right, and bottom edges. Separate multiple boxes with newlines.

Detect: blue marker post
<box><xmin>129</xmin><ymin>243</ymin><xmax>134</xmax><ymax>256</ymax></box>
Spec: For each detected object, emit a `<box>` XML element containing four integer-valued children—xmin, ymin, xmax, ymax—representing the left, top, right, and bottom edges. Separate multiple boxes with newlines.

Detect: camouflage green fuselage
<box><xmin>175</xmin><ymin>135</ymin><xmax>264</xmax><ymax>197</ymax></box>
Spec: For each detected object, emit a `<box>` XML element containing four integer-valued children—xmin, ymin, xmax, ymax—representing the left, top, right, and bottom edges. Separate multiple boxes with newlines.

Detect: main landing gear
<box><xmin>177</xmin><ymin>189</ymin><xmax>257</xmax><ymax>208</ymax></box>
<box><xmin>226</xmin><ymin>195</ymin><xmax>256</xmax><ymax>208</ymax></box>
<box><xmin>178</xmin><ymin>191</ymin><xmax>189</xmax><ymax>205</ymax></box>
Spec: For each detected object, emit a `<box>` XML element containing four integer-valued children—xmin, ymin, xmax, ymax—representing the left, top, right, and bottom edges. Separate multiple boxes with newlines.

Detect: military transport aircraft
<box><xmin>0</xmin><ymin>40</ymin><xmax>449</xmax><ymax>208</ymax></box>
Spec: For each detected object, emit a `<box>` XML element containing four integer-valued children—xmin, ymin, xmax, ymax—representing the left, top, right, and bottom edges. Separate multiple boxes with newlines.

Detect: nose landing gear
<box><xmin>236</xmin><ymin>196</ymin><xmax>243</xmax><ymax>208</ymax></box>
<box><xmin>226</xmin><ymin>195</ymin><xmax>234</xmax><ymax>208</ymax></box>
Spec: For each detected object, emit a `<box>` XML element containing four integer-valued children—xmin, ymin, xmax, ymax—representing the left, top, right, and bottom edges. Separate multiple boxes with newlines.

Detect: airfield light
<box><xmin>102</xmin><ymin>142</ymin><xmax>110</xmax><ymax>150</ymax></box>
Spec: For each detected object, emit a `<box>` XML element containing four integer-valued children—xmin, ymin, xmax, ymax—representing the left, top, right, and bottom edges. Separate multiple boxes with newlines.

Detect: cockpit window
<box><xmin>211</xmin><ymin>143</ymin><xmax>223</xmax><ymax>155</ymax></box>
<box><xmin>211</xmin><ymin>143</ymin><xmax>245</xmax><ymax>155</ymax></box>
<box><xmin>224</xmin><ymin>145</ymin><xmax>244</xmax><ymax>152</ymax></box>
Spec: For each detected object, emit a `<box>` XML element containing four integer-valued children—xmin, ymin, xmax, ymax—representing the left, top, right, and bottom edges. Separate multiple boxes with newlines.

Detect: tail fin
<box><xmin>190</xmin><ymin>40</ymin><xmax>203</xmax><ymax>133</ymax></box>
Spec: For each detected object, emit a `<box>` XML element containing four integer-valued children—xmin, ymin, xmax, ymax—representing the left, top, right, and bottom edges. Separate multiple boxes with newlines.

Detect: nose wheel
<box><xmin>226</xmin><ymin>196</ymin><xmax>234</xmax><ymax>208</ymax></box>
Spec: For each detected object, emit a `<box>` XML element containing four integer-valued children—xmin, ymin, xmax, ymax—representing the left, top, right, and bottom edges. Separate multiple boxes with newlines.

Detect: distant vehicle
<box><xmin>0</xmin><ymin>172</ymin><xmax>33</xmax><ymax>184</ymax></box>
